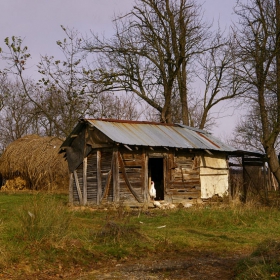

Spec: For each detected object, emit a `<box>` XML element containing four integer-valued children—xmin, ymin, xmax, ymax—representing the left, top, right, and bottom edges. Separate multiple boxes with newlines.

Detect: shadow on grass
<box><xmin>186</xmin><ymin>229</ymin><xmax>238</xmax><ymax>242</ymax></box>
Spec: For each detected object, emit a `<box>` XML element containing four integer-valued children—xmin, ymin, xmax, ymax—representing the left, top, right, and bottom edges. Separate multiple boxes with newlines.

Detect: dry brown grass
<box><xmin>0</xmin><ymin>135</ymin><xmax>69</xmax><ymax>190</ymax></box>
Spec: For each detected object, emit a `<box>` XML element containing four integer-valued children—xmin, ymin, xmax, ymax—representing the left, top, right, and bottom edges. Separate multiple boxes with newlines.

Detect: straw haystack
<box><xmin>0</xmin><ymin>135</ymin><xmax>69</xmax><ymax>190</ymax></box>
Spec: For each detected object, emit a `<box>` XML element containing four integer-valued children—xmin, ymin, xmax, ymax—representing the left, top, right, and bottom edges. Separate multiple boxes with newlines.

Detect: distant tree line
<box><xmin>0</xmin><ymin>0</ymin><xmax>280</xmax><ymax>184</ymax></box>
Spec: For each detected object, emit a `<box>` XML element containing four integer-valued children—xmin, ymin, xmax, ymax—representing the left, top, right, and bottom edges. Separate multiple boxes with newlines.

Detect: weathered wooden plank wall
<box><xmin>86</xmin><ymin>152</ymin><xmax>97</xmax><ymax>203</ymax></box>
<box><xmin>103</xmin><ymin>150</ymin><xmax>114</xmax><ymax>202</ymax></box>
<box><xmin>165</xmin><ymin>151</ymin><xmax>201</xmax><ymax>203</ymax></box>
<box><xmin>71</xmin><ymin>147</ymin><xmax>202</xmax><ymax>206</ymax></box>
<box><xmin>119</xmin><ymin>149</ymin><xmax>144</xmax><ymax>204</ymax></box>
<box><xmin>72</xmin><ymin>149</ymin><xmax>113</xmax><ymax>205</ymax></box>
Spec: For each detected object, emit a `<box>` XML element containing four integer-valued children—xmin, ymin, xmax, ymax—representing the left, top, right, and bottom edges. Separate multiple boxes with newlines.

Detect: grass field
<box><xmin>0</xmin><ymin>191</ymin><xmax>280</xmax><ymax>279</ymax></box>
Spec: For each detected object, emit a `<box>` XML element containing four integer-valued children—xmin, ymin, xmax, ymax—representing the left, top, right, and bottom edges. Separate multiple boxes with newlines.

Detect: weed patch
<box><xmin>95</xmin><ymin>205</ymin><xmax>146</xmax><ymax>241</ymax></box>
<box><xmin>95</xmin><ymin>220</ymin><xmax>141</xmax><ymax>244</ymax></box>
<box><xmin>15</xmin><ymin>193</ymin><xmax>71</xmax><ymax>242</ymax></box>
<box><xmin>235</xmin><ymin>239</ymin><xmax>280</xmax><ymax>279</ymax></box>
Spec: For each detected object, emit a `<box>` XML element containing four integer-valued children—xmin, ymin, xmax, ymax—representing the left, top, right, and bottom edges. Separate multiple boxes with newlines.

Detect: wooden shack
<box><xmin>60</xmin><ymin>119</ymin><xmax>265</xmax><ymax>207</ymax></box>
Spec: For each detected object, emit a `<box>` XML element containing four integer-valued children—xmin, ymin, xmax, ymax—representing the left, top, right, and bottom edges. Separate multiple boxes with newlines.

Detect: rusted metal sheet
<box><xmin>85</xmin><ymin>119</ymin><xmax>235</xmax><ymax>152</ymax></box>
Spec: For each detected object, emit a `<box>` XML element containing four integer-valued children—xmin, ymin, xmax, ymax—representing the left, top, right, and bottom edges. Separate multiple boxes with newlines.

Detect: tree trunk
<box><xmin>179</xmin><ymin>62</ymin><xmax>189</xmax><ymax>125</ymax></box>
<box><xmin>276</xmin><ymin>0</ymin><xmax>280</xmax><ymax>130</ymax></box>
<box><xmin>272</xmin><ymin>0</ymin><xmax>280</xmax><ymax>185</ymax></box>
<box><xmin>266</xmin><ymin>145</ymin><xmax>280</xmax><ymax>183</ymax></box>
<box><xmin>161</xmin><ymin>84</ymin><xmax>173</xmax><ymax>123</ymax></box>
<box><xmin>199</xmin><ymin>110</ymin><xmax>208</xmax><ymax>130</ymax></box>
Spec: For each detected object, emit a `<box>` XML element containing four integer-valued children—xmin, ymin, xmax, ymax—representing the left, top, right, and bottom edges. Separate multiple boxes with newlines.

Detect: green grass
<box><xmin>0</xmin><ymin>192</ymin><xmax>280</xmax><ymax>278</ymax></box>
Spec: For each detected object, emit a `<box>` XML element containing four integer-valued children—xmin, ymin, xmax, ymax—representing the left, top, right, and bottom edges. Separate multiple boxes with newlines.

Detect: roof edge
<box><xmin>83</xmin><ymin>118</ymin><xmax>176</xmax><ymax>126</ymax></box>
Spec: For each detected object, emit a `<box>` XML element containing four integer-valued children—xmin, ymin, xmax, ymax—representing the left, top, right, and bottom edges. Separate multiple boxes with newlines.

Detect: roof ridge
<box><xmin>84</xmin><ymin>118</ymin><xmax>176</xmax><ymax>126</ymax></box>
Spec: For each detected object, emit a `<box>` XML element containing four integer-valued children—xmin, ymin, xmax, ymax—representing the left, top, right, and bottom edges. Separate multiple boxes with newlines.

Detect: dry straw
<box><xmin>0</xmin><ymin>134</ymin><xmax>69</xmax><ymax>191</ymax></box>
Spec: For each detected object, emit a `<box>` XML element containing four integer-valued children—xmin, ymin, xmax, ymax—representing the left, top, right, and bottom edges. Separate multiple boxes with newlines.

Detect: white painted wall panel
<box><xmin>200</xmin><ymin>154</ymin><xmax>229</xmax><ymax>198</ymax></box>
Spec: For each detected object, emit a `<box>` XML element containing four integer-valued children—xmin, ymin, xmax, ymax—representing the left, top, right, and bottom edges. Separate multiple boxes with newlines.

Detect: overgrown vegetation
<box><xmin>0</xmin><ymin>192</ymin><xmax>280</xmax><ymax>278</ymax></box>
<box><xmin>15</xmin><ymin>194</ymin><xmax>71</xmax><ymax>242</ymax></box>
<box><xmin>235</xmin><ymin>239</ymin><xmax>280</xmax><ymax>280</ymax></box>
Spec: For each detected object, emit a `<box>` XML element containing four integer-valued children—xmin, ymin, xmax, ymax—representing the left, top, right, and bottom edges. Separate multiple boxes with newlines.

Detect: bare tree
<box><xmin>0</xmin><ymin>78</ymin><xmax>41</xmax><ymax>151</ymax></box>
<box><xmin>233</xmin><ymin>0</ymin><xmax>280</xmax><ymax>183</ymax></box>
<box><xmin>0</xmin><ymin>31</ymin><xmax>101</xmax><ymax>138</ymax></box>
<box><xmin>194</xmin><ymin>32</ymin><xmax>247</xmax><ymax>129</ymax></box>
<box><xmin>85</xmin><ymin>0</ymin><xmax>211</xmax><ymax>124</ymax></box>
<box><xmin>38</xmin><ymin>27</ymin><xmax>144</xmax><ymax>134</ymax></box>
<box><xmin>1</xmin><ymin>32</ymin><xmax>147</xmax><ymax>141</ymax></box>
<box><xmin>0</xmin><ymin>36</ymin><xmax>73</xmax><ymax>137</ymax></box>
<box><xmin>37</xmin><ymin>26</ymin><xmax>97</xmax><ymax>136</ymax></box>
<box><xmin>0</xmin><ymin>72</ymin><xmax>8</xmax><ymax>111</ymax></box>
<box><xmin>232</xmin><ymin>106</ymin><xmax>265</xmax><ymax>152</ymax></box>
<box><xmin>87</xmin><ymin>92</ymin><xmax>142</xmax><ymax>120</ymax></box>
<box><xmin>85</xmin><ymin>0</ymin><xmax>243</xmax><ymax>129</ymax></box>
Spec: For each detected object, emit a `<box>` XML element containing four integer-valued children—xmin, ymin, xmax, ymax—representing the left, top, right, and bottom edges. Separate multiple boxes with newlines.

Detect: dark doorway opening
<box><xmin>148</xmin><ymin>158</ymin><xmax>164</xmax><ymax>200</ymax></box>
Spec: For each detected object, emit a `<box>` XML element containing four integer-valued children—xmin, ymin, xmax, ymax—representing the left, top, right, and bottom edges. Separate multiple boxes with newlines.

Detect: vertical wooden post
<box><xmin>143</xmin><ymin>149</ymin><xmax>148</xmax><ymax>203</ymax></box>
<box><xmin>97</xmin><ymin>150</ymin><xmax>102</xmax><ymax>205</ymax></box>
<box><xmin>113</xmin><ymin>148</ymin><xmax>119</xmax><ymax>202</ymax></box>
<box><xmin>267</xmin><ymin>166</ymin><xmax>272</xmax><ymax>191</ymax></box>
<box><xmin>242</xmin><ymin>155</ymin><xmax>247</xmax><ymax>203</ymax></box>
<box><xmin>83</xmin><ymin>157</ymin><xmax>88</xmax><ymax>205</ymax></box>
<box><xmin>263</xmin><ymin>162</ymin><xmax>268</xmax><ymax>200</ymax></box>
<box><xmin>69</xmin><ymin>173</ymin><xmax>74</xmax><ymax>205</ymax></box>
<box><xmin>226</xmin><ymin>156</ymin><xmax>232</xmax><ymax>201</ymax></box>
<box><xmin>163</xmin><ymin>156</ymin><xmax>167</xmax><ymax>199</ymax></box>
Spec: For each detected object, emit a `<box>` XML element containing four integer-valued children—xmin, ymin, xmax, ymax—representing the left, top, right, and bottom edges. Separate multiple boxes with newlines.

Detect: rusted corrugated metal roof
<box><xmin>86</xmin><ymin>119</ymin><xmax>235</xmax><ymax>152</ymax></box>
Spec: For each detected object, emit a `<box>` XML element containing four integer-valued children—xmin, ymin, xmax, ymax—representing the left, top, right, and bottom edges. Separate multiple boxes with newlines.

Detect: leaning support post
<box><xmin>73</xmin><ymin>170</ymin><xmax>83</xmax><ymax>204</ymax></box>
<box><xmin>69</xmin><ymin>173</ymin><xmax>74</xmax><ymax>205</ymax></box>
<box><xmin>118</xmin><ymin>152</ymin><xmax>142</xmax><ymax>202</ymax></box>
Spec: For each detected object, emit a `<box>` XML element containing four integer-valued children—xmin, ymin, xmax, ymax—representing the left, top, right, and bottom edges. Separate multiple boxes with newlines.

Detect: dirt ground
<box><xmin>78</xmin><ymin>252</ymin><xmax>242</xmax><ymax>280</ymax></box>
<box><xmin>0</xmin><ymin>252</ymin><xmax>246</xmax><ymax>280</ymax></box>
<box><xmin>1</xmin><ymin>251</ymin><xmax>244</xmax><ymax>280</ymax></box>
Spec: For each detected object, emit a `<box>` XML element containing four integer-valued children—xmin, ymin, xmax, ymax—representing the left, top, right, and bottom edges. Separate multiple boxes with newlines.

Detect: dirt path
<box><xmin>76</xmin><ymin>252</ymin><xmax>243</xmax><ymax>280</ymax></box>
<box><xmin>1</xmin><ymin>252</ymin><xmax>244</xmax><ymax>279</ymax></box>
